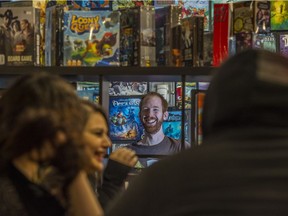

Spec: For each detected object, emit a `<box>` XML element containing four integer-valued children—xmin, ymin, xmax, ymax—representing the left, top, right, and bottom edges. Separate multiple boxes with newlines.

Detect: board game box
<box><xmin>276</xmin><ymin>32</ymin><xmax>288</xmax><ymax>58</ymax></box>
<box><xmin>181</xmin><ymin>16</ymin><xmax>204</xmax><ymax>67</ymax></box>
<box><xmin>109</xmin><ymin>81</ymin><xmax>147</xmax><ymax>96</ymax></box>
<box><xmin>0</xmin><ymin>7</ymin><xmax>40</xmax><ymax>66</ymax></box>
<box><xmin>63</xmin><ymin>10</ymin><xmax>120</xmax><ymax>66</ymax></box>
<box><xmin>155</xmin><ymin>5</ymin><xmax>182</xmax><ymax>66</ymax></box>
<box><xmin>270</xmin><ymin>0</ymin><xmax>288</xmax><ymax>31</ymax></box>
<box><xmin>254</xmin><ymin>1</ymin><xmax>270</xmax><ymax>33</ymax></box>
<box><xmin>76</xmin><ymin>81</ymin><xmax>100</xmax><ymax>104</ymax></box>
<box><xmin>109</xmin><ymin>96</ymin><xmax>144</xmax><ymax>141</ymax></box>
<box><xmin>45</xmin><ymin>5</ymin><xmax>65</xmax><ymax>66</ymax></box>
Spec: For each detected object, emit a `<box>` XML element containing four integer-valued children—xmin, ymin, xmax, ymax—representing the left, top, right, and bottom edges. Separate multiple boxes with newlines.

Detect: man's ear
<box><xmin>163</xmin><ymin>111</ymin><xmax>169</xmax><ymax>121</ymax></box>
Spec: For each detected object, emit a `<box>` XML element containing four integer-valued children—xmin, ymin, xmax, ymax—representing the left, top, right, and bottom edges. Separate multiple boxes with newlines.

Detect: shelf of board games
<box><xmin>0</xmin><ymin>65</ymin><xmax>214</xmax><ymax>84</ymax></box>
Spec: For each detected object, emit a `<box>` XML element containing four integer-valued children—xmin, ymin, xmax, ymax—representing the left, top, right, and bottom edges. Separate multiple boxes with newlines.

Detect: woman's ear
<box><xmin>163</xmin><ymin>111</ymin><xmax>169</xmax><ymax>121</ymax></box>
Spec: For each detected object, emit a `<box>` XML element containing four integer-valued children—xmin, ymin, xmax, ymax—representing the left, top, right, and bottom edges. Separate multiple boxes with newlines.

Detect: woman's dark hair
<box><xmin>80</xmin><ymin>99</ymin><xmax>109</xmax><ymax>128</ymax></box>
<box><xmin>0</xmin><ymin>72</ymin><xmax>89</xmax><ymax>169</ymax></box>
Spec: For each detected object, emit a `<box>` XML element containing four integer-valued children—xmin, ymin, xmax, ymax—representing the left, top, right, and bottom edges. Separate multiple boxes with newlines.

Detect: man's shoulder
<box><xmin>165</xmin><ymin>136</ymin><xmax>191</xmax><ymax>149</ymax></box>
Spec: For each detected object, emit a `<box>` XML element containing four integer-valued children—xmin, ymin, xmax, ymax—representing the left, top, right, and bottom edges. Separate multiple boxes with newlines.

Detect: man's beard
<box><xmin>143</xmin><ymin>117</ymin><xmax>164</xmax><ymax>134</ymax></box>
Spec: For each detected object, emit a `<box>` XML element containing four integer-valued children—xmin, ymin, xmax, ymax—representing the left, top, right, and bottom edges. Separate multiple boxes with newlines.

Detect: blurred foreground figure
<box><xmin>106</xmin><ymin>49</ymin><xmax>288</xmax><ymax>216</ymax></box>
<box><xmin>0</xmin><ymin>72</ymin><xmax>103</xmax><ymax>216</ymax></box>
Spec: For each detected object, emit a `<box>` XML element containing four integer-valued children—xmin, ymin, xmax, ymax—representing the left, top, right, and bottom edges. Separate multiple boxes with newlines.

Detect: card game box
<box><xmin>0</xmin><ymin>7</ymin><xmax>40</xmax><ymax>66</ymax></box>
<box><xmin>270</xmin><ymin>1</ymin><xmax>288</xmax><ymax>31</ymax></box>
<box><xmin>253</xmin><ymin>33</ymin><xmax>276</xmax><ymax>52</ymax></box>
<box><xmin>181</xmin><ymin>16</ymin><xmax>204</xmax><ymax>67</ymax></box>
<box><xmin>180</xmin><ymin>0</ymin><xmax>211</xmax><ymax>31</ymax></box>
<box><xmin>276</xmin><ymin>32</ymin><xmax>288</xmax><ymax>58</ymax></box>
<box><xmin>155</xmin><ymin>5</ymin><xmax>182</xmax><ymax>66</ymax></box>
<box><xmin>233</xmin><ymin>1</ymin><xmax>254</xmax><ymax>34</ymax></box>
<box><xmin>109</xmin><ymin>96</ymin><xmax>144</xmax><ymax>141</ymax></box>
<box><xmin>45</xmin><ymin>5</ymin><xmax>65</xmax><ymax>66</ymax></box>
<box><xmin>76</xmin><ymin>81</ymin><xmax>100</xmax><ymax>104</ymax></box>
<box><xmin>63</xmin><ymin>10</ymin><xmax>120</xmax><ymax>66</ymax></box>
<box><xmin>254</xmin><ymin>1</ymin><xmax>270</xmax><ymax>34</ymax></box>
<box><xmin>213</xmin><ymin>3</ymin><xmax>231</xmax><ymax>66</ymax></box>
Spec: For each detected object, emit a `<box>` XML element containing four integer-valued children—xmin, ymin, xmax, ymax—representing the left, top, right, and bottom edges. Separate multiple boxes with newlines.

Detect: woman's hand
<box><xmin>109</xmin><ymin>148</ymin><xmax>138</xmax><ymax>168</ymax></box>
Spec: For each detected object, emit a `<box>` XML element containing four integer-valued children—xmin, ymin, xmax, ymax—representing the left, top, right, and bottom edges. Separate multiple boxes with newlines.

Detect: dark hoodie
<box><xmin>106</xmin><ymin>49</ymin><xmax>288</xmax><ymax>216</ymax></box>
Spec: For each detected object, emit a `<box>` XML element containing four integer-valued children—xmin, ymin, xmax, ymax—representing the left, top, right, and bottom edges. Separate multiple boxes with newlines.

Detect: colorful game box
<box><xmin>67</xmin><ymin>0</ymin><xmax>112</xmax><ymax>10</ymax></box>
<box><xmin>76</xmin><ymin>81</ymin><xmax>100</xmax><ymax>104</ymax></box>
<box><xmin>270</xmin><ymin>1</ymin><xmax>288</xmax><ymax>31</ymax></box>
<box><xmin>179</xmin><ymin>0</ymin><xmax>211</xmax><ymax>31</ymax></box>
<box><xmin>113</xmin><ymin>0</ymin><xmax>154</xmax><ymax>10</ymax></box>
<box><xmin>109</xmin><ymin>97</ymin><xmax>144</xmax><ymax>141</ymax></box>
<box><xmin>277</xmin><ymin>32</ymin><xmax>288</xmax><ymax>58</ymax></box>
<box><xmin>109</xmin><ymin>81</ymin><xmax>147</xmax><ymax>96</ymax></box>
<box><xmin>0</xmin><ymin>7</ymin><xmax>40</xmax><ymax>66</ymax></box>
<box><xmin>63</xmin><ymin>10</ymin><xmax>120</xmax><ymax>66</ymax></box>
<box><xmin>233</xmin><ymin>1</ymin><xmax>254</xmax><ymax>34</ymax></box>
<box><xmin>163</xmin><ymin>109</ymin><xmax>191</xmax><ymax>143</ymax></box>
<box><xmin>235</xmin><ymin>32</ymin><xmax>253</xmax><ymax>53</ymax></box>
<box><xmin>253</xmin><ymin>33</ymin><xmax>276</xmax><ymax>52</ymax></box>
<box><xmin>254</xmin><ymin>1</ymin><xmax>270</xmax><ymax>33</ymax></box>
<box><xmin>175</xmin><ymin>82</ymin><xmax>197</xmax><ymax>109</ymax></box>
<box><xmin>213</xmin><ymin>3</ymin><xmax>231</xmax><ymax>66</ymax></box>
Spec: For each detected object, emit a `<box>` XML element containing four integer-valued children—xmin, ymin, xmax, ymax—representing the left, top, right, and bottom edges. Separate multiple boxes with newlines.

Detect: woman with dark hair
<box><xmin>0</xmin><ymin>72</ymin><xmax>103</xmax><ymax>216</ymax></box>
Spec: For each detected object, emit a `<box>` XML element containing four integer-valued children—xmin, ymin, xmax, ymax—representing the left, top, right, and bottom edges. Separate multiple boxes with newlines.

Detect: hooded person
<box><xmin>106</xmin><ymin>49</ymin><xmax>288</xmax><ymax>216</ymax></box>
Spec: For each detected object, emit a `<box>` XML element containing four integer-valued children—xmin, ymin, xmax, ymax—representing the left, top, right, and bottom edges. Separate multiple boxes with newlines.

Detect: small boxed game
<box><xmin>276</xmin><ymin>32</ymin><xmax>288</xmax><ymax>58</ymax></box>
<box><xmin>254</xmin><ymin>1</ymin><xmax>270</xmax><ymax>33</ymax></box>
<box><xmin>235</xmin><ymin>32</ymin><xmax>253</xmax><ymax>53</ymax></box>
<box><xmin>213</xmin><ymin>3</ymin><xmax>231</xmax><ymax>66</ymax></box>
<box><xmin>233</xmin><ymin>1</ymin><xmax>254</xmax><ymax>34</ymax></box>
<box><xmin>113</xmin><ymin>0</ymin><xmax>154</xmax><ymax>10</ymax></box>
<box><xmin>109</xmin><ymin>96</ymin><xmax>144</xmax><ymax>141</ymax></box>
<box><xmin>155</xmin><ymin>5</ymin><xmax>182</xmax><ymax>66</ymax></box>
<box><xmin>109</xmin><ymin>81</ymin><xmax>147</xmax><ymax>96</ymax></box>
<box><xmin>180</xmin><ymin>0</ymin><xmax>211</xmax><ymax>31</ymax></box>
<box><xmin>270</xmin><ymin>1</ymin><xmax>288</xmax><ymax>31</ymax></box>
<box><xmin>76</xmin><ymin>81</ymin><xmax>100</xmax><ymax>104</ymax></box>
<box><xmin>67</xmin><ymin>0</ymin><xmax>112</xmax><ymax>10</ymax></box>
<box><xmin>175</xmin><ymin>82</ymin><xmax>197</xmax><ymax>109</ymax></box>
<box><xmin>253</xmin><ymin>33</ymin><xmax>276</xmax><ymax>52</ymax></box>
<box><xmin>63</xmin><ymin>10</ymin><xmax>120</xmax><ymax>66</ymax></box>
<box><xmin>0</xmin><ymin>7</ymin><xmax>40</xmax><ymax>66</ymax></box>
<box><xmin>181</xmin><ymin>16</ymin><xmax>204</xmax><ymax>67</ymax></box>
<box><xmin>45</xmin><ymin>5</ymin><xmax>65</xmax><ymax>66</ymax></box>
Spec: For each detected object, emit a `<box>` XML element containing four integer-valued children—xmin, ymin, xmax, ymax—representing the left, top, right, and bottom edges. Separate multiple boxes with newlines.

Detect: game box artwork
<box><xmin>0</xmin><ymin>7</ymin><xmax>40</xmax><ymax>66</ymax></box>
<box><xmin>63</xmin><ymin>10</ymin><xmax>120</xmax><ymax>66</ymax></box>
<box><xmin>163</xmin><ymin>109</ymin><xmax>191</xmax><ymax>143</ymax></box>
<box><xmin>109</xmin><ymin>81</ymin><xmax>147</xmax><ymax>96</ymax></box>
<box><xmin>277</xmin><ymin>32</ymin><xmax>288</xmax><ymax>58</ymax></box>
<box><xmin>67</xmin><ymin>0</ymin><xmax>112</xmax><ymax>10</ymax></box>
<box><xmin>179</xmin><ymin>0</ymin><xmax>210</xmax><ymax>31</ymax></box>
<box><xmin>76</xmin><ymin>81</ymin><xmax>99</xmax><ymax>104</ymax></box>
<box><xmin>155</xmin><ymin>5</ymin><xmax>182</xmax><ymax>66</ymax></box>
<box><xmin>176</xmin><ymin>82</ymin><xmax>197</xmax><ymax>109</ymax></box>
<box><xmin>254</xmin><ymin>1</ymin><xmax>270</xmax><ymax>33</ymax></box>
<box><xmin>253</xmin><ymin>33</ymin><xmax>276</xmax><ymax>52</ymax></box>
<box><xmin>270</xmin><ymin>0</ymin><xmax>288</xmax><ymax>31</ymax></box>
<box><xmin>109</xmin><ymin>97</ymin><xmax>144</xmax><ymax>141</ymax></box>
